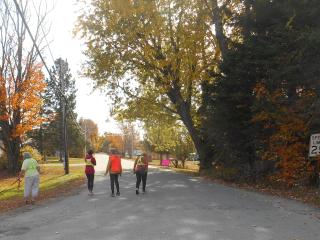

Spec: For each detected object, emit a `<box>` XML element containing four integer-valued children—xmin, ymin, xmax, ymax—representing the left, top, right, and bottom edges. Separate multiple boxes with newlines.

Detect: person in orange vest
<box><xmin>85</xmin><ymin>150</ymin><xmax>96</xmax><ymax>195</ymax></box>
<box><xmin>105</xmin><ymin>149</ymin><xmax>122</xmax><ymax>197</ymax></box>
<box><xmin>133</xmin><ymin>153</ymin><xmax>149</xmax><ymax>195</ymax></box>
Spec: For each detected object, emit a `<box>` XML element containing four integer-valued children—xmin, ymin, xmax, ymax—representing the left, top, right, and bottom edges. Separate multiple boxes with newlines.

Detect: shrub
<box><xmin>20</xmin><ymin>145</ymin><xmax>43</xmax><ymax>163</ymax></box>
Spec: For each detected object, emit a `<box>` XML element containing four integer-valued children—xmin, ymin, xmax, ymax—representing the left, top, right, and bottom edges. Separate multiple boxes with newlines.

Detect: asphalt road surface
<box><xmin>0</xmin><ymin>153</ymin><xmax>319</xmax><ymax>240</ymax></box>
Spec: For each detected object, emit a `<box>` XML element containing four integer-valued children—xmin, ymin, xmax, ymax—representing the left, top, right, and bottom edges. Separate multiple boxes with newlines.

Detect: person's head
<box><xmin>110</xmin><ymin>149</ymin><xmax>119</xmax><ymax>155</ymax></box>
<box><xmin>87</xmin><ymin>150</ymin><xmax>93</xmax><ymax>155</ymax></box>
<box><xmin>142</xmin><ymin>153</ymin><xmax>149</xmax><ymax>161</ymax></box>
<box><xmin>23</xmin><ymin>152</ymin><xmax>32</xmax><ymax>160</ymax></box>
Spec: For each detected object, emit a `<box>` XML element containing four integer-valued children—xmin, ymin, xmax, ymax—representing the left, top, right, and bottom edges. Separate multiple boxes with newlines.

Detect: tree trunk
<box><xmin>160</xmin><ymin>152</ymin><xmax>163</xmax><ymax>166</ymax></box>
<box><xmin>173</xmin><ymin>97</ymin><xmax>211</xmax><ymax>170</ymax></box>
<box><xmin>5</xmin><ymin>138</ymin><xmax>21</xmax><ymax>173</ymax></box>
<box><xmin>0</xmin><ymin>121</ymin><xmax>21</xmax><ymax>173</ymax></box>
<box><xmin>166</xmin><ymin>83</ymin><xmax>212</xmax><ymax>170</ymax></box>
<box><xmin>243</xmin><ymin>0</ymin><xmax>253</xmax><ymax>41</ymax></box>
<box><xmin>209</xmin><ymin>0</ymin><xmax>228</xmax><ymax>60</ymax></box>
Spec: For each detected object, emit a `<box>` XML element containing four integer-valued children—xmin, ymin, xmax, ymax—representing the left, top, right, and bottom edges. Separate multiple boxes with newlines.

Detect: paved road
<box><xmin>0</xmin><ymin>153</ymin><xmax>319</xmax><ymax>240</ymax></box>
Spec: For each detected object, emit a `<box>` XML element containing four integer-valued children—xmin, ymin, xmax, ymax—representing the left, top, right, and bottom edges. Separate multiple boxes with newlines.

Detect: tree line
<box><xmin>76</xmin><ymin>0</ymin><xmax>320</xmax><ymax>185</ymax></box>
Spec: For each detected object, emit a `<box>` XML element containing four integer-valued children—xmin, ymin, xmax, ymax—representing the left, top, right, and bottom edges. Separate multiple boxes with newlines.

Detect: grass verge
<box><xmin>44</xmin><ymin>157</ymin><xmax>85</xmax><ymax>165</ymax></box>
<box><xmin>149</xmin><ymin>159</ymin><xmax>199</xmax><ymax>174</ymax></box>
<box><xmin>0</xmin><ymin>165</ymin><xmax>85</xmax><ymax>213</ymax></box>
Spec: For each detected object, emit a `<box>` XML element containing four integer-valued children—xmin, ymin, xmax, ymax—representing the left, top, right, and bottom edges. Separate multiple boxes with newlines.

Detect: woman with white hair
<box><xmin>19</xmin><ymin>152</ymin><xmax>40</xmax><ymax>205</ymax></box>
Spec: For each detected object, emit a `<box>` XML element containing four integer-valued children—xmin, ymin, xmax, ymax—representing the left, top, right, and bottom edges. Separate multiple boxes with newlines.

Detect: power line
<box><xmin>31</xmin><ymin>0</ymin><xmax>56</xmax><ymax>65</ymax></box>
<box><xmin>11</xmin><ymin>0</ymin><xmax>54</xmax><ymax>84</ymax></box>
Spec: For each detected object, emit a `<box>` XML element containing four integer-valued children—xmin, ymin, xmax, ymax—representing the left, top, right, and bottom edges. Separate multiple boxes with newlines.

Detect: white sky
<box><xmin>41</xmin><ymin>0</ymin><xmax>120</xmax><ymax>134</ymax></box>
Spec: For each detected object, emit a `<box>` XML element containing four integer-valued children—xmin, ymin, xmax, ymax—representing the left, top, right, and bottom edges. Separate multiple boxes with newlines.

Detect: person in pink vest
<box><xmin>85</xmin><ymin>150</ymin><xmax>96</xmax><ymax>195</ymax></box>
<box><xmin>105</xmin><ymin>149</ymin><xmax>122</xmax><ymax>197</ymax></box>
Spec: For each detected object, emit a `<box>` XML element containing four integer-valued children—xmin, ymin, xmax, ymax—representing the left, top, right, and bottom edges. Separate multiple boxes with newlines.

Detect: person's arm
<box><xmin>19</xmin><ymin>160</ymin><xmax>27</xmax><ymax>179</ymax></box>
<box><xmin>105</xmin><ymin>159</ymin><xmax>111</xmax><ymax>175</ymax></box>
<box><xmin>36</xmin><ymin>160</ymin><xmax>40</xmax><ymax>173</ymax></box>
<box><xmin>92</xmin><ymin>158</ymin><xmax>97</xmax><ymax>166</ymax></box>
<box><xmin>133</xmin><ymin>157</ymin><xmax>138</xmax><ymax>173</ymax></box>
<box><xmin>18</xmin><ymin>170</ymin><xmax>25</xmax><ymax>180</ymax></box>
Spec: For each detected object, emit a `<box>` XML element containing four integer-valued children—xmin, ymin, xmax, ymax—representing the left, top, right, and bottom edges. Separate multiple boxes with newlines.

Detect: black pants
<box><xmin>86</xmin><ymin>173</ymin><xmax>94</xmax><ymax>192</ymax></box>
<box><xmin>110</xmin><ymin>174</ymin><xmax>120</xmax><ymax>194</ymax></box>
<box><xmin>136</xmin><ymin>172</ymin><xmax>147</xmax><ymax>191</ymax></box>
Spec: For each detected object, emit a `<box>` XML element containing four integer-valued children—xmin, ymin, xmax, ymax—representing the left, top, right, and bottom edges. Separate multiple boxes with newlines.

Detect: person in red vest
<box><xmin>105</xmin><ymin>149</ymin><xmax>122</xmax><ymax>197</ymax></box>
<box><xmin>85</xmin><ymin>150</ymin><xmax>96</xmax><ymax>195</ymax></box>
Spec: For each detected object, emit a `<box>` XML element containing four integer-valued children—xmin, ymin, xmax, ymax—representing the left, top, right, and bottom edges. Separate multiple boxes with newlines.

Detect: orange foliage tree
<box><xmin>106</xmin><ymin>134</ymin><xmax>124</xmax><ymax>154</ymax></box>
<box><xmin>253</xmin><ymin>83</ymin><xmax>315</xmax><ymax>185</ymax></box>
<box><xmin>0</xmin><ymin>64</ymin><xmax>46</xmax><ymax>172</ymax></box>
<box><xmin>79</xmin><ymin>118</ymin><xmax>99</xmax><ymax>152</ymax></box>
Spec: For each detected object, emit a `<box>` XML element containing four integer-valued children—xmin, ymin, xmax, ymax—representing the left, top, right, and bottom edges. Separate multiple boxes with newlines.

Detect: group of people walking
<box><xmin>18</xmin><ymin>149</ymin><xmax>148</xmax><ymax>205</ymax></box>
<box><xmin>85</xmin><ymin>149</ymin><xmax>149</xmax><ymax>196</ymax></box>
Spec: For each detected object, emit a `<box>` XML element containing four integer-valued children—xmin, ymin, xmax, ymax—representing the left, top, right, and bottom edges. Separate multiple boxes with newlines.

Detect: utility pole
<box><xmin>131</xmin><ymin>132</ymin><xmax>134</xmax><ymax>159</ymax></box>
<box><xmin>63</xmin><ymin>101</ymin><xmax>69</xmax><ymax>174</ymax></box>
<box><xmin>84</xmin><ymin>122</ymin><xmax>87</xmax><ymax>156</ymax></box>
<box><xmin>123</xmin><ymin>134</ymin><xmax>125</xmax><ymax>157</ymax></box>
<box><xmin>59</xmin><ymin>62</ymin><xmax>64</xmax><ymax>164</ymax></box>
<box><xmin>60</xmin><ymin>60</ymin><xmax>69</xmax><ymax>174</ymax></box>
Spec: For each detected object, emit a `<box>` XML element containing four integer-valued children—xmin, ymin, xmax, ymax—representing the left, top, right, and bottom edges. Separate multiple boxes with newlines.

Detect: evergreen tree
<box><xmin>204</xmin><ymin>0</ymin><xmax>320</xmax><ymax>181</ymax></box>
<box><xmin>31</xmin><ymin>58</ymin><xmax>84</xmax><ymax>158</ymax></box>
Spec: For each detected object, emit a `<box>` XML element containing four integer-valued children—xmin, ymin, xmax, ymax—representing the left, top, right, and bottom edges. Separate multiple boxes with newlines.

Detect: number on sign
<box><xmin>311</xmin><ymin>146</ymin><xmax>318</xmax><ymax>155</ymax></box>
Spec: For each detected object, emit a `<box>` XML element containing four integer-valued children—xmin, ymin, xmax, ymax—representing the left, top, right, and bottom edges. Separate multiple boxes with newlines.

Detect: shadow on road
<box><xmin>0</xmin><ymin>166</ymin><xmax>319</xmax><ymax>240</ymax></box>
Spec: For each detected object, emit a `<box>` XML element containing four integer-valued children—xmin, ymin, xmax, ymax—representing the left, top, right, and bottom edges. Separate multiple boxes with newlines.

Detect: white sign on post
<box><xmin>309</xmin><ymin>133</ymin><xmax>320</xmax><ymax>157</ymax></box>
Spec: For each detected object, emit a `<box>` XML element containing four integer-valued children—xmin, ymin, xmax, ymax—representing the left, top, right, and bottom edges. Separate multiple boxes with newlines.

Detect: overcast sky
<box><xmin>40</xmin><ymin>0</ymin><xmax>120</xmax><ymax>134</ymax></box>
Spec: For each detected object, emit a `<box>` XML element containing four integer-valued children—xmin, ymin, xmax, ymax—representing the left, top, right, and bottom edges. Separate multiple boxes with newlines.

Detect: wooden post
<box><xmin>316</xmin><ymin>159</ymin><xmax>320</xmax><ymax>188</ymax></box>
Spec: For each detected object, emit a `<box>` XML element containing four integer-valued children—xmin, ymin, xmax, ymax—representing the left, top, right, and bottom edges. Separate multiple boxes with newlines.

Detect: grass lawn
<box><xmin>0</xmin><ymin>165</ymin><xmax>85</xmax><ymax>213</ymax></box>
<box><xmin>149</xmin><ymin>159</ymin><xmax>200</xmax><ymax>173</ymax></box>
<box><xmin>44</xmin><ymin>156</ymin><xmax>85</xmax><ymax>164</ymax></box>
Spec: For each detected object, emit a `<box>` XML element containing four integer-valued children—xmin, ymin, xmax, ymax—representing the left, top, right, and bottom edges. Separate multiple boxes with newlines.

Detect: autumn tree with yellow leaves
<box><xmin>76</xmin><ymin>0</ymin><xmax>223</xmax><ymax>169</ymax></box>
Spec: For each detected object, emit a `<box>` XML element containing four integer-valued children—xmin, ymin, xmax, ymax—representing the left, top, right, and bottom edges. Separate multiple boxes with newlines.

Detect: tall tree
<box><xmin>0</xmin><ymin>0</ymin><xmax>47</xmax><ymax>172</ymax></box>
<box><xmin>75</xmin><ymin>0</ymin><xmax>224</xmax><ymax>169</ymax></box>
<box><xmin>118</xmin><ymin>121</ymin><xmax>140</xmax><ymax>158</ymax></box>
<box><xmin>79</xmin><ymin>118</ymin><xmax>99</xmax><ymax>152</ymax></box>
<box><xmin>144</xmin><ymin>119</ymin><xmax>195</xmax><ymax>164</ymax></box>
<box><xmin>37</xmin><ymin>58</ymin><xmax>84</xmax><ymax>158</ymax></box>
<box><xmin>106</xmin><ymin>134</ymin><xmax>123</xmax><ymax>153</ymax></box>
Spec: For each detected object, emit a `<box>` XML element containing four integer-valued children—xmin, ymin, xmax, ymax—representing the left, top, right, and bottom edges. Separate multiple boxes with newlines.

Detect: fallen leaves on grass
<box><xmin>0</xmin><ymin>166</ymin><xmax>85</xmax><ymax>213</ymax></box>
<box><xmin>0</xmin><ymin>177</ymin><xmax>85</xmax><ymax>213</ymax></box>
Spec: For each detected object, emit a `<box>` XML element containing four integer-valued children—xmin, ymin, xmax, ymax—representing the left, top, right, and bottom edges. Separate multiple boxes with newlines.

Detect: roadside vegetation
<box><xmin>0</xmin><ymin>163</ymin><xmax>84</xmax><ymax>213</ymax></box>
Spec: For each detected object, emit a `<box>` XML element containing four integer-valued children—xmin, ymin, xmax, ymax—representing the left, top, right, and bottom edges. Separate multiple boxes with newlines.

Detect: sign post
<box><xmin>309</xmin><ymin>133</ymin><xmax>320</xmax><ymax>187</ymax></box>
